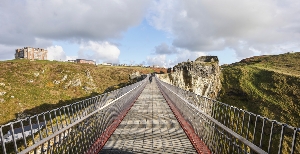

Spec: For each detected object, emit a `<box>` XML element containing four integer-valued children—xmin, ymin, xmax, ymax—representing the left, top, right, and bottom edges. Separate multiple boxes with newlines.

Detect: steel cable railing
<box><xmin>156</xmin><ymin>76</ymin><xmax>299</xmax><ymax>154</ymax></box>
<box><xmin>0</xmin><ymin>77</ymin><xmax>147</xmax><ymax>154</ymax></box>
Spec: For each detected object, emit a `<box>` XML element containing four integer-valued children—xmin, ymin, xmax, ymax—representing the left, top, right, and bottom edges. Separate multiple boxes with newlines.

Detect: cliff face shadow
<box><xmin>182</xmin><ymin>66</ymin><xmax>193</xmax><ymax>91</ymax></box>
<box><xmin>9</xmin><ymin>78</ymin><xmax>147</xmax><ymax>125</ymax></box>
<box><xmin>14</xmin><ymin>92</ymin><xmax>101</xmax><ymax>121</ymax></box>
<box><xmin>103</xmin><ymin>81</ymin><xmax>134</xmax><ymax>93</ymax></box>
<box><xmin>103</xmin><ymin>76</ymin><xmax>146</xmax><ymax>93</ymax></box>
<box><xmin>0</xmin><ymin>92</ymin><xmax>103</xmax><ymax>148</ymax></box>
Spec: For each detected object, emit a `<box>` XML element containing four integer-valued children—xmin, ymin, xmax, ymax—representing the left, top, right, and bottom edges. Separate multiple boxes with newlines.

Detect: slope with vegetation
<box><xmin>0</xmin><ymin>59</ymin><xmax>166</xmax><ymax>125</ymax></box>
<box><xmin>219</xmin><ymin>52</ymin><xmax>300</xmax><ymax>127</ymax></box>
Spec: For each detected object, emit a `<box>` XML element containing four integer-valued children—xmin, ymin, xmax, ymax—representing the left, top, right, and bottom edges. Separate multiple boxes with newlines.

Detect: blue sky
<box><xmin>1</xmin><ymin>0</ymin><xmax>300</xmax><ymax>67</ymax></box>
<box><xmin>116</xmin><ymin>20</ymin><xmax>173</xmax><ymax>65</ymax></box>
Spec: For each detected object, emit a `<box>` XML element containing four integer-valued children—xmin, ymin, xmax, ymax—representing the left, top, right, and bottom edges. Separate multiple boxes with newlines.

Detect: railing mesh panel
<box><xmin>0</xmin><ymin>78</ymin><xmax>147</xmax><ymax>154</ymax></box>
<box><xmin>156</xmin><ymin>77</ymin><xmax>299</xmax><ymax>154</ymax></box>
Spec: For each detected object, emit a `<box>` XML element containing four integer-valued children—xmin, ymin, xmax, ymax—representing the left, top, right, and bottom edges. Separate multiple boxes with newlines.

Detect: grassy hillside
<box><xmin>219</xmin><ymin>52</ymin><xmax>300</xmax><ymax>127</ymax></box>
<box><xmin>0</xmin><ymin>59</ymin><xmax>166</xmax><ymax>125</ymax></box>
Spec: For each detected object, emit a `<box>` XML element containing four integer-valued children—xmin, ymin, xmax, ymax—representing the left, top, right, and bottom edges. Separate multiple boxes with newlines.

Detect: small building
<box><xmin>15</xmin><ymin>47</ymin><xmax>47</xmax><ymax>60</ymax></box>
<box><xmin>76</xmin><ymin>59</ymin><xmax>96</xmax><ymax>65</ymax></box>
<box><xmin>102</xmin><ymin>62</ymin><xmax>112</xmax><ymax>66</ymax></box>
<box><xmin>68</xmin><ymin>60</ymin><xmax>76</xmax><ymax>63</ymax></box>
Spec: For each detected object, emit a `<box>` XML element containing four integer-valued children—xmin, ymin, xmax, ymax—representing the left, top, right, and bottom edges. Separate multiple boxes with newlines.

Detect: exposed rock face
<box><xmin>158</xmin><ymin>56</ymin><xmax>221</xmax><ymax>99</ymax></box>
<box><xmin>129</xmin><ymin>71</ymin><xmax>141</xmax><ymax>80</ymax></box>
<box><xmin>129</xmin><ymin>72</ymin><xmax>147</xmax><ymax>82</ymax></box>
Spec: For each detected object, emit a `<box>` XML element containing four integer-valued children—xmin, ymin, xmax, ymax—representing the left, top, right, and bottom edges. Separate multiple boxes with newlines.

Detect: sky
<box><xmin>1</xmin><ymin>0</ymin><xmax>300</xmax><ymax>67</ymax></box>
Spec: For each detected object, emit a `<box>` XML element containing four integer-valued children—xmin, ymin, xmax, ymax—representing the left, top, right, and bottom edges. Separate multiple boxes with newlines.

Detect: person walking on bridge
<box><xmin>149</xmin><ymin>75</ymin><xmax>153</xmax><ymax>83</ymax></box>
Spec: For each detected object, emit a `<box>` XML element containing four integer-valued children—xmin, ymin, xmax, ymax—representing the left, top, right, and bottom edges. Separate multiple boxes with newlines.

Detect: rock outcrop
<box><xmin>129</xmin><ymin>71</ymin><xmax>141</xmax><ymax>80</ymax></box>
<box><xmin>129</xmin><ymin>72</ymin><xmax>147</xmax><ymax>82</ymax></box>
<box><xmin>157</xmin><ymin>56</ymin><xmax>221</xmax><ymax>99</ymax></box>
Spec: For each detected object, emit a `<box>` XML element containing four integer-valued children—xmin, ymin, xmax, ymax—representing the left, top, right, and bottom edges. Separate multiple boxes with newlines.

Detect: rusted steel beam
<box><xmin>158</xmin><ymin>85</ymin><xmax>211</xmax><ymax>154</ymax></box>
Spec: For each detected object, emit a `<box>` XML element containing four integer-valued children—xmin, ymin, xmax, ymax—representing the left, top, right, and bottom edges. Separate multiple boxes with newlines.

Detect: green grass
<box><xmin>219</xmin><ymin>53</ymin><xmax>300</xmax><ymax>153</ymax></box>
<box><xmin>219</xmin><ymin>52</ymin><xmax>300</xmax><ymax>128</ymax></box>
<box><xmin>0</xmin><ymin>59</ymin><xmax>166</xmax><ymax>125</ymax></box>
<box><xmin>238</xmin><ymin>52</ymin><xmax>300</xmax><ymax>76</ymax></box>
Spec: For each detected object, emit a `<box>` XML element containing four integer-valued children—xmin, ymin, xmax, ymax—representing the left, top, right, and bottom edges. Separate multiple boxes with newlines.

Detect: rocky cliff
<box><xmin>157</xmin><ymin>56</ymin><xmax>221</xmax><ymax>99</ymax></box>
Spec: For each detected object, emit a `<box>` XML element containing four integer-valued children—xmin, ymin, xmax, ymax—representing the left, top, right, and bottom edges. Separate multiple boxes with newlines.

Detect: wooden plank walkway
<box><xmin>99</xmin><ymin>79</ymin><xmax>197</xmax><ymax>153</ymax></box>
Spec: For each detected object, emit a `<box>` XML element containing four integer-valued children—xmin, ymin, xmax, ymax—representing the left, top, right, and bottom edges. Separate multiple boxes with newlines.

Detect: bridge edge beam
<box><xmin>157</xmin><ymin>82</ymin><xmax>211</xmax><ymax>154</ymax></box>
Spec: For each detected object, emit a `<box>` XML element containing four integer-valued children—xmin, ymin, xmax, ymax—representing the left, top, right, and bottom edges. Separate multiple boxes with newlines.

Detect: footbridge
<box><xmin>1</xmin><ymin>76</ymin><xmax>299</xmax><ymax>154</ymax></box>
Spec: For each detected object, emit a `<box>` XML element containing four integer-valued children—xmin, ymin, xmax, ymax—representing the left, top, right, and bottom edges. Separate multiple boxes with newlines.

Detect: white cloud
<box><xmin>0</xmin><ymin>0</ymin><xmax>150</xmax><ymax>43</ymax></box>
<box><xmin>0</xmin><ymin>0</ymin><xmax>150</xmax><ymax>59</ymax></box>
<box><xmin>78</xmin><ymin>41</ymin><xmax>120</xmax><ymax>63</ymax></box>
<box><xmin>146</xmin><ymin>55</ymin><xmax>170</xmax><ymax>68</ymax></box>
<box><xmin>147</xmin><ymin>0</ymin><xmax>300</xmax><ymax>60</ymax></box>
<box><xmin>148</xmin><ymin>46</ymin><xmax>206</xmax><ymax>67</ymax></box>
<box><xmin>47</xmin><ymin>45</ymin><xmax>67</xmax><ymax>61</ymax></box>
<box><xmin>66</xmin><ymin>56</ymin><xmax>77</xmax><ymax>61</ymax></box>
<box><xmin>174</xmin><ymin>49</ymin><xmax>206</xmax><ymax>64</ymax></box>
<box><xmin>146</xmin><ymin>0</ymin><xmax>176</xmax><ymax>33</ymax></box>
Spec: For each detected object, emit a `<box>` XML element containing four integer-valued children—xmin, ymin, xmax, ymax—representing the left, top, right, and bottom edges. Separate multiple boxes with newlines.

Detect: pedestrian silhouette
<box><xmin>149</xmin><ymin>75</ymin><xmax>152</xmax><ymax>83</ymax></box>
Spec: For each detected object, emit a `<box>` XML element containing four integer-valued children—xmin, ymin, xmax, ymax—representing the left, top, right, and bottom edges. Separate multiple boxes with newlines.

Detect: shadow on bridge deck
<box><xmin>99</xmin><ymin>79</ymin><xmax>199</xmax><ymax>154</ymax></box>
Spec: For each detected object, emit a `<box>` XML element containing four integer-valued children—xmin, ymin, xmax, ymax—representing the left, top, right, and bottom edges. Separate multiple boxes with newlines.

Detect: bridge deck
<box><xmin>100</xmin><ymin>79</ymin><xmax>197</xmax><ymax>153</ymax></box>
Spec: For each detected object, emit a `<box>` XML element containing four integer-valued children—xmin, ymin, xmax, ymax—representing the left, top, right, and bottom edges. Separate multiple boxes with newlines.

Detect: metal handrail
<box><xmin>1</xmin><ymin>75</ymin><xmax>298</xmax><ymax>154</ymax></box>
<box><xmin>156</xmin><ymin>76</ymin><xmax>300</xmax><ymax>154</ymax></box>
<box><xmin>0</xmin><ymin>77</ymin><xmax>147</xmax><ymax>154</ymax></box>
